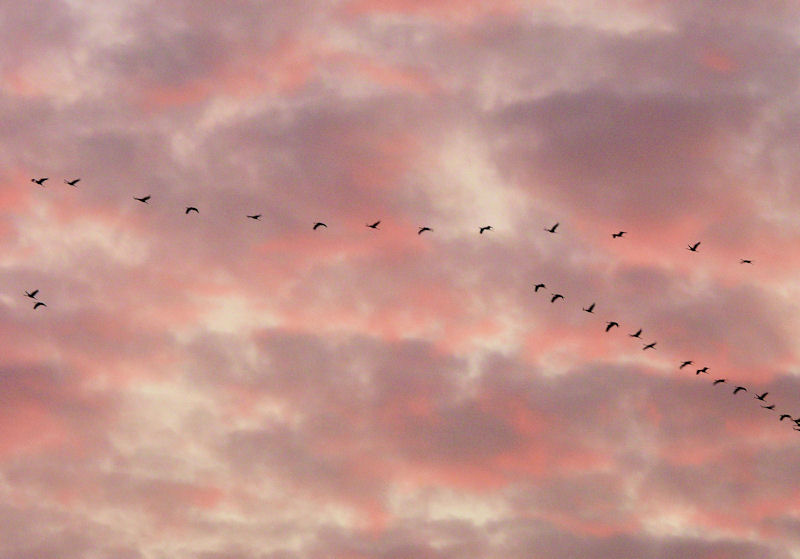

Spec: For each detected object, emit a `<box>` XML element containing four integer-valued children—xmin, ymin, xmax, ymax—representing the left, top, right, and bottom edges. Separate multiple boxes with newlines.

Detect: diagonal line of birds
<box><xmin>24</xmin><ymin>177</ymin><xmax>789</xmax><ymax>432</ymax></box>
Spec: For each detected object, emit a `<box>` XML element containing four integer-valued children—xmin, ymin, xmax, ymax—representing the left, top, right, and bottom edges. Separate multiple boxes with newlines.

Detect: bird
<box><xmin>696</xmin><ymin>367</ymin><xmax>709</xmax><ymax>375</ymax></box>
<box><xmin>31</xmin><ymin>177</ymin><xmax>48</xmax><ymax>186</ymax></box>
<box><xmin>33</xmin><ymin>302</ymin><xmax>46</xmax><ymax>310</ymax></box>
<box><xmin>24</xmin><ymin>289</ymin><xmax>39</xmax><ymax>299</ymax></box>
<box><xmin>550</xmin><ymin>294</ymin><xmax>564</xmax><ymax>303</ymax></box>
<box><xmin>133</xmin><ymin>195</ymin><xmax>151</xmax><ymax>203</ymax></box>
<box><xmin>679</xmin><ymin>360</ymin><xmax>693</xmax><ymax>369</ymax></box>
<box><xmin>64</xmin><ymin>178</ymin><xmax>80</xmax><ymax>186</ymax></box>
<box><xmin>687</xmin><ymin>241</ymin><xmax>701</xmax><ymax>252</ymax></box>
<box><xmin>582</xmin><ymin>302</ymin><xmax>595</xmax><ymax>313</ymax></box>
<box><xmin>733</xmin><ymin>386</ymin><xmax>747</xmax><ymax>394</ymax></box>
<box><xmin>544</xmin><ymin>222</ymin><xmax>559</xmax><ymax>233</ymax></box>
<box><xmin>533</xmin><ymin>283</ymin><xmax>546</xmax><ymax>292</ymax></box>
<box><xmin>755</xmin><ymin>392</ymin><xmax>769</xmax><ymax>401</ymax></box>
<box><xmin>479</xmin><ymin>226</ymin><xmax>493</xmax><ymax>234</ymax></box>
<box><xmin>313</xmin><ymin>222</ymin><xmax>327</xmax><ymax>230</ymax></box>
<box><xmin>367</xmin><ymin>221</ymin><xmax>380</xmax><ymax>229</ymax></box>
<box><xmin>713</xmin><ymin>379</ymin><xmax>726</xmax><ymax>385</ymax></box>
<box><xmin>605</xmin><ymin>321</ymin><xmax>619</xmax><ymax>332</ymax></box>
<box><xmin>740</xmin><ymin>259</ymin><xmax>752</xmax><ymax>264</ymax></box>
<box><xmin>762</xmin><ymin>404</ymin><xmax>776</xmax><ymax>410</ymax></box>
<box><xmin>185</xmin><ymin>207</ymin><xmax>199</xmax><ymax>214</ymax></box>
<box><xmin>418</xmin><ymin>227</ymin><xmax>432</xmax><ymax>235</ymax></box>
<box><xmin>642</xmin><ymin>342</ymin><xmax>657</xmax><ymax>351</ymax></box>
<box><xmin>779</xmin><ymin>414</ymin><xmax>793</xmax><ymax>422</ymax></box>
<box><xmin>612</xmin><ymin>231</ymin><xmax>626</xmax><ymax>238</ymax></box>
<box><xmin>246</xmin><ymin>214</ymin><xmax>262</xmax><ymax>220</ymax></box>
<box><xmin>629</xmin><ymin>329</ymin><xmax>643</xmax><ymax>338</ymax></box>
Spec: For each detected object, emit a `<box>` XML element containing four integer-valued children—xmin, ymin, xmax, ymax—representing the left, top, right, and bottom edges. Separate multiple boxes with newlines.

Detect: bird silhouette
<box><xmin>687</xmin><ymin>241</ymin><xmax>701</xmax><ymax>252</ymax></box>
<box><xmin>133</xmin><ymin>195</ymin><xmax>151</xmax><ymax>203</ymax></box>
<box><xmin>762</xmin><ymin>404</ymin><xmax>776</xmax><ymax>410</ymax></box>
<box><xmin>740</xmin><ymin>259</ymin><xmax>752</xmax><ymax>264</ymax></box>
<box><xmin>679</xmin><ymin>360</ymin><xmax>693</xmax><ymax>369</ymax></box>
<box><xmin>629</xmin><ymin>329</ymin><xmax>642</xmax><ymax>338</ymax></box>
<box><xmin>185</xmin><ymin>207</ymin><xmax>199</xmax><ymax>214</ymax></box>
<box><xmin>713</xmin><ymin>379</ymin><xmax>726</xmax><ymax>385</ymax></box>
<box><xmin>550</xmin><ymin>293</ymin><xmax>564</xmax><ymax>303</ymax></box>
<box><xmin>605</xmin><ymin>321</ymin><xmax>619</xmax><ymax>332</ymax></box>
<box><xmin>533</xmin><ymin>283</ymin><xmax>546</xmax><ymax>292</ymax></box>
<box><xmin>612</xmin><ymin>231</ymin><xmax>626</xmax><ymax>238</ymax></box>
<box><xmin>479</xmin><ymin>226</ymin><xmax>493</xmax><ymax>234</ymax></box>
<box><xmin>25</xmin><ymin>289</ymin><xmax>39</xmax><ymax>299</ymax></box>
<box><xmin>696</xmin><ymin>367</ymin><xmax>709</xmax><ymax>375</ymax></box>
<box><xmin>642</xmin><ymin>342</ymin><xmax>657</xmax><ymax>350</ymax></box>
<box><xmin>418</xmin><ymin>227</ymin><xmax>432</xmax><ymax>235</ymax></box>
<box><xmin>313</xmin><ymin>222</ymin><xmax>327</xmax><ymax>230</ymax></box>
<box><xmin>733</xmin><ymin>386</ymin><xmax>747</xmax><ymax>394</ymax></box>
<box><xmin>246</xmin><ymin>214</ymin><xmax>261</xmax><ymax>220</ymax></box>
<box><xmin>31</xmin><ymin>178</ymin><xmax>48</xmax><ymax>186</ymax></box>
<box><xmin>64</xmin><ymin>178</ymin><xmax>80</xmax><ymax>186</ymax></box>
<box><xmin>779</xmin><ymin>414</ymin><xmax>793</xmax><ymax>422</ymax></box>
<box><xmin>582</xmin><ymin>302</ymin><xmax>595</xmax><ymax>313</ymax></box>
<box><xmin>755</xmin><ymin>392</ymin><xmax>769</xmax><ymax>401</ymax></box>
<box><xmin>544</xmin><ymin>222</ymin><xmax>559</xmax><ymax>233</ymax></box>
<box><xmin>367</xmin><ymin>221</ymin><xmax>380</xmax><ymax>229</ymax></box>
<box><xmin>33</xmin><ymin>301</ymin><xmax>46</xmax><ymax>310</ymax></box>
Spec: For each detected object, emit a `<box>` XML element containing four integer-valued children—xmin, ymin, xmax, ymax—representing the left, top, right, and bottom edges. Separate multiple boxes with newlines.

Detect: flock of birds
<box><xmin>25</xmin><ymin>177</ymin><xmax>797</xmax><ymax>433</ymax></box>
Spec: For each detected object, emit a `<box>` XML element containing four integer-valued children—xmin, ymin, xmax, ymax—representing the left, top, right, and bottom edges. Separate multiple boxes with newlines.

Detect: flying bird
<box><xmin>696</xmin><ymin>367</ymin><xmax>709</xmax><ymax>375</ymax></box>
<box><xmin>24</xmin><ymin>289</ymin><xmax>39</xmax><ymax>299</ymax></box>
<box><xmin>629</xmin><ymin>329</ymin><xmax>642</xmax><ymax>338</ymax></box>
<box><xmin>780</xmin><ymin>414</ymin><xmax>793</xmax><ymax>422</ymax></box>
<box><xmin>313</xmin><ymin>222</ymin><xmax>327</xmax><ymax>230</ymax></box>
<box><xmin>612</xmin><ymin>231</ymin><xmax>626</xmax><ymax>238</ymax></box>
<box><xmin>133</xmin><ymin>195</ymin><xmax>151</xmax><ymax>203</ymax></box>
<box><xmin>679</xmin><ymin>360</ymin><xmax>693</xmax><ymax>369</ymax></box>
<box><xmin>755</xmin><ymin>392</ymin><xmax>769</xmax><ymax>401</ymax></box>
<box><xmin>533</xmin><ymin>283</ymin><xmax>546</xmax><ymax>292</ymax></box>
<box><xmin>479</xmin><ymin>225</ymin><xmax>493</xmax><ymax>234</ymax></box>
<box><xmin>762</xmin><ymin>404</ymin><xmax>776</xmax><ymax>410</ymax></box>
<box><xmin>605</xmin><ymin>321</ymin><xmax>619</xmax><ymax>332</ymax></box>
<box><xmin>550</xmin><ymin>293</ymin><xmax>564</xmax><ymax>303</ymax></box>
<box><xmin>582</xmin><ymin>302</ymin><xmax>595</xmax><ymax>313</ymax></box>
<box><xmin>687</xmin><ymin>241</ymin><xmax>701</xmax><ymax>252</ymax></box>
<box><xmin>64</xmin><ymin>178</ymin><xmax>80</xmax><ymax>186</ymax></box>
<box><xmin>418</xmin><ymin>227</ymin><xmax>432</xmax><ymax>235</ymax></box>
<box><xmin>642</xmin><ymin>342</ymin><xmax>657</xmax><ymax>350</ymax></box>
<box><xmin>185</xmin><ymin>207</ymin><xmax>199</xmax><ymax>214</ymax></box>
<box><xmin>246</xmin><ymin>214</ymin><xmax>262</xmax><ymax>220</ymax></box>
<box><xmin>367</xmin><ymin>220</ymin><xmax>381</xmax><ymax>229</ymax></box>
<box><xmin>544</xmin><ymin>222</ymin><xmax>559</xmax><ymax>233</ymax></box>
<box><xmin>740</xmin><ymin>259</ymin><xmax>752</xmax><ymax>264</ymax></box>
<box><xmin>713</xmin><ymin>379</ymin><xmax>726</xmax><ymax>385</ymax></box>
<box><xmin>31</xmin><ymin>177</ymin><xmax>48</xmax><ymax>186</ymax></box>
<box><xmin>733</xmin><ymin>386</ymin><xmax>747</xmax><ymax>394</ymax></box>
<box><xmin>33</xmin><ymin>302</ymin><xmax>46</xmax><ymax>310</ymax></box>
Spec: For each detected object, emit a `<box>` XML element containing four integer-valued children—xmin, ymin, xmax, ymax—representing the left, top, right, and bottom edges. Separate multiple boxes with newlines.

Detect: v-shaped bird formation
<box><xmin>23</xmin><ymin>177</ymin><xmax>788</xmax><ymax>432</ymax></box>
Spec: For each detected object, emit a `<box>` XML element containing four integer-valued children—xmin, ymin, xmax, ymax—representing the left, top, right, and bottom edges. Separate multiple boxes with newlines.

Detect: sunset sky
<box><xmin>3</xmin><ymin>1</ymin><xmax>800</xmax><ymax>557</ymax></box>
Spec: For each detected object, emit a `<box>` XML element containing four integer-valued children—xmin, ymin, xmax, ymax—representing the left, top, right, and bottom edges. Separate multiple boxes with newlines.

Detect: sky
<box><xmin>2</xmin><ymin>0</ymin><xmax>800</xmax><ymax>557</ymax></box>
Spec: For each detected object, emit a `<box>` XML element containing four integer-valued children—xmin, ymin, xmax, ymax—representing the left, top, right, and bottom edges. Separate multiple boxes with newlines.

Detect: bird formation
<box><xmin>530</xmin><ymin>276</ymin><xmax>799</xmax><ymax>433</ymax></box>
<box><xmin>24</xmin><ymin>288</ymin><xmax>47</xmax><ymax>310</ymax></box>
<box><xmin>26</xmin><ymin>177</ymin><xmax>783</xmax><ymax>431</ymax></box>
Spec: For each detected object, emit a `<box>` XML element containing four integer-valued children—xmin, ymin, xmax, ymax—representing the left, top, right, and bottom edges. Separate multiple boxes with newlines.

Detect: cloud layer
<box><xmin>2</xmin><ymin>1</ymin><xmax>800</xmax><ymax>557</ymax></box>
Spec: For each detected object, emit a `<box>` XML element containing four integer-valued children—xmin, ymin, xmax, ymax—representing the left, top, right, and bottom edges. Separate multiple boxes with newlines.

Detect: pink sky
<box><xmin>2</xmin><ymin>1</ymin><xmax>800</xmax><ymax>557</ymax></box>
